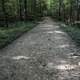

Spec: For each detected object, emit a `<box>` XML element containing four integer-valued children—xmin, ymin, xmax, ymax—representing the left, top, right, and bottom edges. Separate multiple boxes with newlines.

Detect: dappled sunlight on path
<box><xmin>54</xmin><ymin>30</ymin><xmax>65</xmax><ymax>34</ymax></box>
<box><xmin>12</xmin><ymin>56</ymin><xmax>31</xmax><ymax>60</ymax></box>
<box><xmin>55</xmin><ymin>64</ymin><xmax>77</xmax><ymax>70</ymax></box>
<box><xmin>0</xmin><ymin>17</ymin><xmax>80</xmax><ymax>80</ymax></box>
<box><xmin>46</xmin><ymin>62</ymin><xmax>77</xmax><ymax>70</ymax></box>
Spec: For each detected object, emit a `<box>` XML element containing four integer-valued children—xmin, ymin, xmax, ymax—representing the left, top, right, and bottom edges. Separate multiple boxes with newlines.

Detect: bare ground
<box><xmin>0</xmin><ymin>17</ymin><xmax>80</xmax><ymax>80</ymax></box>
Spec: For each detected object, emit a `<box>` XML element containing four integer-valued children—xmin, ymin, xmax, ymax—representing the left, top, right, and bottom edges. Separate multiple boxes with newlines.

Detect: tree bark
<box><xmin>76</xmin><ymin>0</ymin><xmax>79</xmax><ymax>21</ymax></box>
<box><xmin>2</xmin><ymin>0</ymin><xmax>8</xmax><ymax>27</ymax></box>
<box><xmin>70</xmin><ymin>0</ymin><xmax>73</xmax><ymax>23</ymax></box>
<box><xmin>59</xmin><ymin>0</ymin><xmax>62</xmax><ymax>20</ymax></box>
<box><xmin>24</xmin><ymin>0</ymin><xmax>27</xmax><ymax>20</ymax></box>
<box><xmin>19</xmin><ymin>0</ymin><xmax>23</xmax><ymax>21</ymax></box>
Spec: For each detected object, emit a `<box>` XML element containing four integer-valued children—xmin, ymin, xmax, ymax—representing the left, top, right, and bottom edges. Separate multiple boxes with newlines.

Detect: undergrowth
<box><xmin>61</xmin><ymin>24</ymin><xmax>80</xmax><ymax>46</ymax></box>
<box><xmin>0</xmin><ymin>21</ymin><xmax>37</xmax><ymax>48</ymax></box>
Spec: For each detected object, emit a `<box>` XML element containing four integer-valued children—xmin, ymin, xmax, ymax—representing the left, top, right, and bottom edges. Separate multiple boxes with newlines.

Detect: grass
<box><xmin>60</xmin><ymin>24</ymin><xmax>80</xmax><ymax>46</ymax></box>
<box><xmin>0</xmin><ymin>21</ymin><xmax>37</xmax><ymax>48</ymax></box>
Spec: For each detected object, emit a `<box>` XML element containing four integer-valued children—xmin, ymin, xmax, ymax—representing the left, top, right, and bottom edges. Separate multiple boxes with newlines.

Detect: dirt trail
<box><xmin>0</xmin><ymin>17</ymin><xmax>80</xmax><ymax>80</ymax></box>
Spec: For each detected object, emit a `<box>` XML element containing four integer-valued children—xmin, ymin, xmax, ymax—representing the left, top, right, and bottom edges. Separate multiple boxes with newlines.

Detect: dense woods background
<box><xmin>0</xmin><ymin>0</ymin><xmax>80</xmax><ymax>48</ymax></box>
<box><xmin>0</xmin><ymin>0</ymin><xmax>80</xmax><ymax>27</ymax></box>
<box><xmin>0</xmin><ymin>0</ymin><xmax>48</xmax><ymax>27</ymax></box>
<box><xmin>49</xmin><ymin>0</ymin><xmax>80</xmax><ymax>24</ymax></box>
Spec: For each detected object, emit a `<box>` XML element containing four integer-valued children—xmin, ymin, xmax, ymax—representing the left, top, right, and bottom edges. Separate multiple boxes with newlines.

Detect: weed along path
<box><xmin>0</xmin><ymin>17</ymin><xmax>80</xmax><ymax>80</ymax></box>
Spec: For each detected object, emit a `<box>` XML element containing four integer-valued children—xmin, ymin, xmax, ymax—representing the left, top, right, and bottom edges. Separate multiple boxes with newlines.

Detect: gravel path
<box><xmin>0</xmin><ymin>17</ymin><xmax>80</xmax><ymax>80</ymax></box>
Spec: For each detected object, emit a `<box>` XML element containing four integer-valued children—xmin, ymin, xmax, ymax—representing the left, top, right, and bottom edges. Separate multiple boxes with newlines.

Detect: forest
<box><xmin>0</xmin><ymin>0</ymin><xmax>80</xmax><ymax>26</ymax></box>
<box><xmin>0</xmin><ymin>0</ymin><xmax>80</xmax><ymax>80</ymax></box>
<box><xmin>0</xmin><ymin>0</ymin><xmax>80</xmax><ymax>48</ymax></box>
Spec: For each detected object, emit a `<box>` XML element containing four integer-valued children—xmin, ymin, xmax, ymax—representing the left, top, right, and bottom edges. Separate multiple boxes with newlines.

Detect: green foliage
<box><xmin>0</xmin><ymin>21</ymin><xmax>36</xmax><ymax>48</ymax></box>
<box><xmin>61</xmin><ymin>24</ymin><xmax>80</xmax><ymax>46</ymax></box>
<box><xmin>0</xmin><ymin>0</ymin><xmax>79</xmax><ymax>48</ymax></box>
<box><xmin>49</xmin><ymin>0</ymin><xmax>80</xmax><ymax>22</ymax></box>
<box><xmin>0</xmin><ymin>0</ymin><xmax>47</xmax><ymax>48</ymax></box>
<box><xmin>0</xmin><ymin>0</ymin><xmax>48</xmax><ymax>21</ymax></box>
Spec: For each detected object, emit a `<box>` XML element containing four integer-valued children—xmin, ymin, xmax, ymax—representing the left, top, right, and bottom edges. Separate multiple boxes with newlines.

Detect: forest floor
<box><xmin>0</xmin><ymin>17</ymin><xmax>80</xmax><ymax>80</ymax></box>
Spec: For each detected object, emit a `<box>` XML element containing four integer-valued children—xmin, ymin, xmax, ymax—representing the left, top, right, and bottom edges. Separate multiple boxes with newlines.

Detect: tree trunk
<box><xmin>70</xmin><ymin>0</ymin><xmax>73</xmax><ymax>23</ymax></box>
<box><xmin>63</xmin><ymin>4</ymin><xmax>65</xmax><ymax>22</ymax></box>
<box><xmin>24</xmin><ymin>0</ymin><xmax>27</xmax><ymax>20</ymax></box>
<box><xmin>2</xmin><ymin>0</ymin><xmax>8</xmax><ymax>27</ymax></box>
<box><xmin>19</xmin><ymin>0</ymin><xmax>23</xmax><ymax>21</ymax></box>
<box><xmin>76</xmin><ymin>0</ymin><xmax>79</xmax><ymax>21</ymax></box>
<box><xmin>59</xmin><ymin>0</ymin><xmax>62</xmax><ymax>20</ymax></box>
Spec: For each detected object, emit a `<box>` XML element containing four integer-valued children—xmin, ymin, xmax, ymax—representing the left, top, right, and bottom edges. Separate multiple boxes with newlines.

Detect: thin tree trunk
<box><xmin>33</xmin><ymin>0</ymin><xmax>37</xmax><ymax>16</ymax></box>
<box><xmin>70</xmin><ymin>0</ymin><xmax>73</xmax><ymax>23</ymax></box>
<box><xmin>63</xmin><ymin>4</ymin><xmax>65</xmax><ymax>22</ymax></box>
<box><xmin>2</xmin><ymin>0</ymin><xmax>8</xmax><ymax>27</ymax></box>
<box><xmin>76</xmin><ymin>0</ymin><xmax>79</xmax><ymax>21</ymax></box>
<box><xmin>24</xmin><ymin>0</ymin><xmax>27</xmax><ymax>20</ymax></box>
<box><xmin>19</xmin><ymin>0</ymin><xmax>23</xmax><ymax>21</ymax></box>
<box><xmin>59</xmin><ymin>0</ymin><xmax>62</xmax><ymax>20</ymax></box>
<box><xmin>39</xmin><ymin>0</ymin><xmax>42</xmax><ymax>17</ymax></box>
